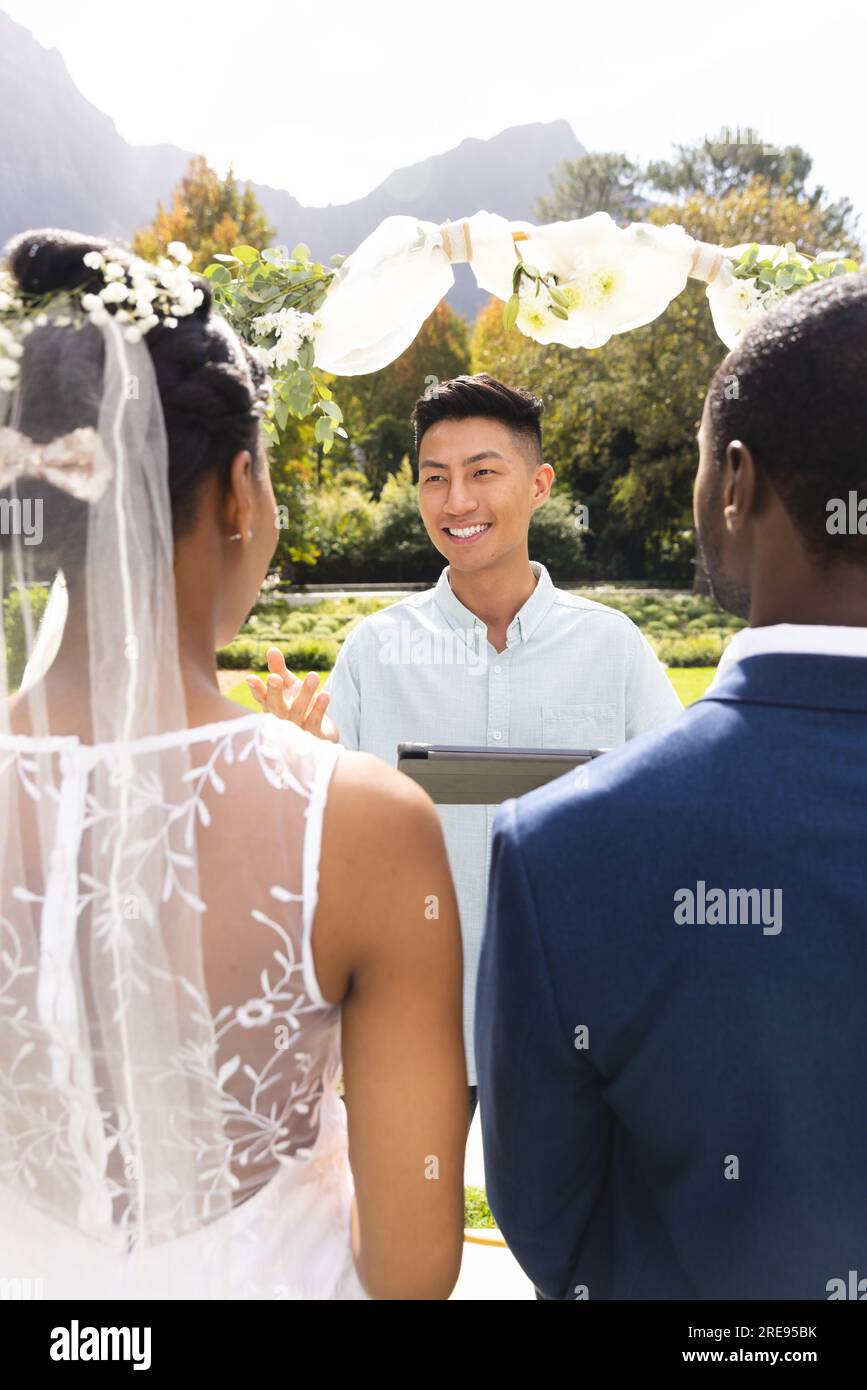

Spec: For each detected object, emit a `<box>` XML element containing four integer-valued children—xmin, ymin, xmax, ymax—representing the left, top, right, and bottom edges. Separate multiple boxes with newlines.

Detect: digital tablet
<box><xmin>397</xmin><ymin>743</ymin><xmax>608</xmax><ymax>804</ymax></box>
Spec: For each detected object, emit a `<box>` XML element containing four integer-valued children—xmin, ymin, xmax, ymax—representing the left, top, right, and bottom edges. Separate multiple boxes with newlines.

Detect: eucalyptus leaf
<box><xmin>503</xmin><ymin>294</ymin><xmax>520</xmax><ymax>331</ymax></box>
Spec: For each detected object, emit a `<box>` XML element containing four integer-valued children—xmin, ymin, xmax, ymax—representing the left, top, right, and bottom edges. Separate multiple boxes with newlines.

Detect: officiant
<box><xmin>249</xmin><ymin>372</ymin><xmax>683</xmax><ymax>1121</ymax></box>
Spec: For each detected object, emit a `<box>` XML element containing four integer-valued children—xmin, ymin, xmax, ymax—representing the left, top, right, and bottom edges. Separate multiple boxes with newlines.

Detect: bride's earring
<box><xmin>228</xmin><ymin>529</ymin><xmax>254</xmax><ymax>541</ymax></box>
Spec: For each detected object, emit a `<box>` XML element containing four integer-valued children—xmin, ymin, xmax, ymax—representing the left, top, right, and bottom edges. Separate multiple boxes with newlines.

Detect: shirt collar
<box><xmin>434</xmin><ymin>560</ymin><xmax>555</xmax><ymax>645</ymax></box>
<box><xmin>711</xmin><ymin>622</ymin><xmax>867</xmax><ymax>688</ymax></box>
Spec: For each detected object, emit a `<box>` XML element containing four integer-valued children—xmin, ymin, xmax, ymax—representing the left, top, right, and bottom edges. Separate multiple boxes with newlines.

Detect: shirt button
<box><xmin>493</xmin><ymin>665</ymin><xmax>502</xmax><ymax>674</ymax></box>
<box><xmin>492</xmin><ymin>730</ymin><xmax>502</xmax><ymax>741</ymax></box>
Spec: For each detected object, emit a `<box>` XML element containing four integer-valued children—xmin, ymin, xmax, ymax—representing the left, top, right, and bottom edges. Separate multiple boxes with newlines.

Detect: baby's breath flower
<box><xmin>100</xmin><ymin>281</ymin><xmax>129</xmax><ymax>305</ymax></box>
<box><xmin>82</xmin><ymin>251</ymin><xmax>104</xmax><ymax>270</ymax></box>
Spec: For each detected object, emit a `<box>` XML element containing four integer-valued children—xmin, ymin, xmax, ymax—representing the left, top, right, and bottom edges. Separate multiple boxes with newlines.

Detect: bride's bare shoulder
<box><xmin>312</xmin><ymin>747</ymin><xmax>453</xmax><ymax>998</ymax></box>
<box><xmin>327</xmin><ymin>746</ymin><xmax>438</xmax><ymax>835</ymax></box>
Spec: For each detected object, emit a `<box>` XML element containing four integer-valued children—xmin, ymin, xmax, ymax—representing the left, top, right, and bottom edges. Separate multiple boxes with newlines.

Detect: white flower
<box><xmin>100</xmin><ymin>281</ymin><xmax>129</xmax><ymax>304</ymax></box>
<box><xmin>507</xmin><ymin>213</ymin><xmax>697</xmax><ymax>350</ymax></box>
<box><xmin>0</xmin><ymin>327</ymin><xmax>23</xmax><ymax>358</ymax></box>
<box><xmin>516</xmin><ymin>279</ymin><xmax>558</xmax><ymax>335</ymax></box>
<box><xmin>706</xmin><ymin>269</ymin><xmax>769</xmax><ymax>350</ymax></box>
<box><xmin>252</xmin><ymin>307</ymin><xmax>314</xmax><ymax>365</ymax></box>
<box><xmin>167</xmin><ymin>240</ymin><xmax>193</xmax><ymax>265</ymax></box>
<box><xmin>0</xmin><ymin>291</ymin><xmax>13</xmax><ymax>311</ymax></box>
<box><xmin>103</xmin><ymin>261</ymin><xmax>126</xmax><ymax>281</ymax></box>
<box><xmin>123</xmin><ymin>325</ymin><xmax>142</xmax><ymax>343</ymax></box>
<box><xmin>163</xmin><ymin>316</ymin><xmax>178</xmax><ymax>328</ymax></box>
<box><xmin>81</xmin><ymin>293</ymin><xmax>103</xmax><ymax>313</ymax></box>
<box><xmin>82</xmin><ymin>251</ymin><xmax>104</xmax><ymax>270</ymax></box>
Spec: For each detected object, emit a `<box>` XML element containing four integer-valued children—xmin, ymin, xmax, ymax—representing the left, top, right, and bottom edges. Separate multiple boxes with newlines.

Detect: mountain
<box><xmin>0</xmin><ymin>10</ymin><xmax>585</xmax><ymax>317</ymax></box>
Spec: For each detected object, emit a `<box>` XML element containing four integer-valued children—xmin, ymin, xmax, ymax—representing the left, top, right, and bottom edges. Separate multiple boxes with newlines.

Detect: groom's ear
<box><xmin>723</xmin><ymin>440</ymin><xmax>757</xmax><ymax>533</ymax></box>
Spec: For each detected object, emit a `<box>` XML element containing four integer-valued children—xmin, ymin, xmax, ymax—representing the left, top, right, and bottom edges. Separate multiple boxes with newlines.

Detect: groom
<box><xmin>250</xmin><ymin>373</ymin><xmax>682</xmax><ymax>1117</ymax></box>
<box><xmin>476</xmin><ymin>273</ymin><xmax>867</xmax><ymax>1300</ymax></box>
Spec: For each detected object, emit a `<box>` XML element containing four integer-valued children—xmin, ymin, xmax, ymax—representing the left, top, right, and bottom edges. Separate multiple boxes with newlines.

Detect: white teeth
<box><xmin>446</xmin><ymin>523</ymin><xmax>491</xmax><ymax>537</ymax></box>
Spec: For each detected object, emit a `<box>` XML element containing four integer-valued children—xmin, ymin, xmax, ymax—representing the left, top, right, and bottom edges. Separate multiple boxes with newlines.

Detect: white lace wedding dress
<box><xmin>0</xmin><ymin>709</ymin><xmax>370</xmax><ymax>1300</ymax></box>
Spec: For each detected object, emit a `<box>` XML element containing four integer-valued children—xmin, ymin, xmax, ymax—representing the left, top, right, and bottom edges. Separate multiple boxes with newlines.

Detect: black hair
<box><xmin>410</xmin><ymin>372</ymin><xmax>544</xmax><ymax>468</ymax></box>
<box><xmin>0</xmin><ymin>227</ymin><xmax>269</xmax><ymax>574</ymax></box>
<box><xmin>706</xmin><ymin>271</ymin><xmax>867</xmax><ymax>566</ymax></box>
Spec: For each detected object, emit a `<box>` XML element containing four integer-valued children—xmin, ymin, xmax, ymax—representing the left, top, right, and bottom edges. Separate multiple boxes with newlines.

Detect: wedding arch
<box><xmin>189</xmin><ymin>208</ymin><xmax>859</xmax><ymax>449</ymax></box>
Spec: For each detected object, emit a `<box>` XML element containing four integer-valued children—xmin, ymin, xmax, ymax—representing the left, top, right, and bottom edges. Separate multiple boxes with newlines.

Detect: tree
<box><xmin>132</xmin><ymin>155</ymin><xmax>275</xmax><ymax>272</ymax></box>
<box><xmin>132</xmin><ymin>159</ymin><xmax>325</xmax><ymax>581</ymax></box>
<box><xmin>644</xmin><ymin>135</ymin><xmax>859</xmax><ymax>250</ymax></box>
<box><xmin>471</xmin><ymin>175</ymin><xmax>860</xmax><ymax>585</ymax></box>
<box><xmin>534</xmin><ymin>152</ymin><xmax>645</xmax><ymax>225</ymax></box>
<box><xmin>324</xmin><ymin>301</ymin><xmax>471</xmax><ymax>495</ymax></box>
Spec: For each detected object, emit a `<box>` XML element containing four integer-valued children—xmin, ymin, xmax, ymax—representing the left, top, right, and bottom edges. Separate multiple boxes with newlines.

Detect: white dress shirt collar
<box><xmin>715</xmin><ymin>622</ymin><xmax>867</xmax><ymax>684</ymax></box>
<box><xmin>434</xmin><ymin>560</ymin><xmax>555</xmax><ymax>645</ymax></box>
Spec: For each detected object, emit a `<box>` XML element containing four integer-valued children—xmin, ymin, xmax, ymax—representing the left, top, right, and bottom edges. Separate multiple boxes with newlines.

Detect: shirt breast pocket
<box><xmin>540</xmin><ymin>702</ymin><xmax>617</xmax><ymax>750</ymax></box>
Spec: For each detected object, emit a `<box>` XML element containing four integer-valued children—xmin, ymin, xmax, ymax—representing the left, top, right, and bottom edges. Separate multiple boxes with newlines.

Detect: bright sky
<box><xmin>4</xmin><ymin>0</ymin><xmax>865</xmax><ymax>233</ymax></box>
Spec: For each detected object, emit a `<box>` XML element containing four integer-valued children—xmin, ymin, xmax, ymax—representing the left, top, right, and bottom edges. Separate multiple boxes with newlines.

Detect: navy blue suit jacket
<box><xmin>475</xmin><ymin>653</ymin><xmax>867</xmax><ymax>1299</ymax></box>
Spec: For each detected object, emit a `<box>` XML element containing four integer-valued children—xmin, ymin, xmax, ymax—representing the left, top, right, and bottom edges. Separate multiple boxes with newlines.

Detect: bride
<box><xmin>0</xmin><ymin>229</ymin><xmax>467</xmax><ymax>1300</ymax></box>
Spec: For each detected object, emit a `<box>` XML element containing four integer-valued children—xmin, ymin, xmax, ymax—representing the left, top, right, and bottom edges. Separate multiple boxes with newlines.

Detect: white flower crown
<box><xmin>0</xmin><ymin>241</ymin><xmax>203</xmax><ymax>392</ymax></box>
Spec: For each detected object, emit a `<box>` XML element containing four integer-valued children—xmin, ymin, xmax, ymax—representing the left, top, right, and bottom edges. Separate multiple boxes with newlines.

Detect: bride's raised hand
<box><xmin>246</xmin><ymin>647</ymin><xmax>340</xmax><ymax>742</ymax></box>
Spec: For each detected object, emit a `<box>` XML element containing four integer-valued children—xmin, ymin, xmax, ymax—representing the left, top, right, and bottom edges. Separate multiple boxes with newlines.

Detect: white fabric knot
<box><xmin>688</xmin><ymin>241</ymin><xmax>725</xmax><ymax>285</ymax></box>
<box><xmin>438</xmin><ymin>220</ymin><xmax>473</xmax><ymax>264</ymax></box>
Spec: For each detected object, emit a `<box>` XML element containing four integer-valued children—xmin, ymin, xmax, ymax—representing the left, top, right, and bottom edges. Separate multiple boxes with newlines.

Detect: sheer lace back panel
<box><xmin>0</xmin><ymin>711</ymin><xmax>344</xmax><ymax>1245</ymax></box>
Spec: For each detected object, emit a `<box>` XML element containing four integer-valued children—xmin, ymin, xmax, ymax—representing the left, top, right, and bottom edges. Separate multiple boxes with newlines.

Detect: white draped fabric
<box><xmin>310</xmin><ymin>208</ymin><xmax>742</xmax><ymax>376</ymax></box>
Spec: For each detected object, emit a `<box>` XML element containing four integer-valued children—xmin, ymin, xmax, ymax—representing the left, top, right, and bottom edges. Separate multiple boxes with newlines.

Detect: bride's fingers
<box><xmin>306</xmin><ymin>690</ymin><xmax>330</xmax><ymax>736</ymax></box>
<box><xmin>265</xmin><ymin>673</ymin><xmax>293</xmax><ymax>718</ymax></box>
<box><xmin>266</xmin><ymin>646</ymin><xmax>293</xmax><ymax>686</ymax></box>
<box><xmin>289</xmin><ymin>672</ymin><xmax>321</xmax><ymax>723</ymax></box>
<box><xmin>245</xmin><ymin>675</ymin><xmax>267</xmax><ymax>704</ymax></box>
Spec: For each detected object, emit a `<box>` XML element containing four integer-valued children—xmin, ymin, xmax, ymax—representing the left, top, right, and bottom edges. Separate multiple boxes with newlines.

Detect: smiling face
<box><xmin>416</xmin><ymin>416</ymin><xmax>553</xmax><ymax>573</ymax></box>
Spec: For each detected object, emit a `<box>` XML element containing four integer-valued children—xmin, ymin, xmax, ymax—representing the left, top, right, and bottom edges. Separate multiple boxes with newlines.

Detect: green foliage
<box><xmin>131</xmin><ymin>154</ymin><xmax>276</xmax><ymax>272</ymax></box>
<box><xmin>323</xmin><ymin>302</ymin><xmax>471</xmax><ymax>496</ymax></box>
<box><xmin>217</xmin><ymin>634</ymin><xmax>338</xmax><ymax>671</ymax></box>
<box><xmin>729</xmin><ymin>241</ymin><xmax>859</xmax><ymax>295</ymax></box>
<box><xmin>204</xmin><ymin>242</ymin><xmax>346</xmax><ymax>451</ymax></box>
<box><xmin>464</xmin><ymin>1185</ymin><xmax>496</xmax><ymax>1229</ymax></box>
<box><xmin>3</xmin><ymin>585</ymin><xmax>49</xmax><ymax>689</ymax></box>
<box><xmin>578</xmin><ymin>590</ymin><xmax>745</xmax><ymax>664</ymax></box>
<box><xmin>367</xmin><ymin>457</ymin><xmax>436</xmax><ymax>579</ymax></box>
<box><xmin>534</xmin><ymin>152</ymin><xmax>645</xmax><ymax>224</ymax></box>
<box><xmin>529</xmin><ymin>491</ymin><xmax>589</xmax><ymax>578</ymax></box>
<box><xmin>474</xmin><ymin>155</ymin><xmax>863</xmax><ymax>583</ymax></box>
<box><xmin>654</xmin><ymin>633</ymin><xmax>728</xmax><ymax>667</ymax></box>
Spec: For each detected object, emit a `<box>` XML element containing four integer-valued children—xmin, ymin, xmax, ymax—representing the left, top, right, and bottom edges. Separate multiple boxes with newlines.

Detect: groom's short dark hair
<box><xmin>411</xmin><ymin>373</ymin><xmax>544</xmax><ymax>468</ymax></box>
<box><xmin>706</xmin><ymin>271</ymin><xmax>867</xmax><ymax>566</ymax></box>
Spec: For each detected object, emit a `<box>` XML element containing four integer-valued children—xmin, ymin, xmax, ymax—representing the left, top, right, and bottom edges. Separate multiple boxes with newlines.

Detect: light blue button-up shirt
<box><xmin>322</xmin><ymin>561</ymin><xmax>683</xmax><ymax>1084</ymax></box>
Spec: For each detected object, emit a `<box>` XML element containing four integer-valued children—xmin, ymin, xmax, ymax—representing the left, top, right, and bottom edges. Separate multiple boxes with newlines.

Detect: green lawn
<box><xmin>666</xmin><ymin>666</ymin><xmax>716</xmax><ymax>705</ymax></box>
